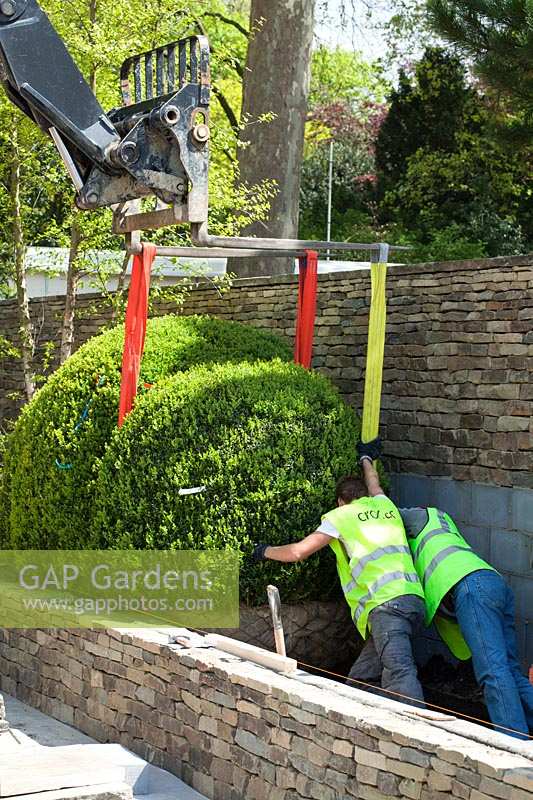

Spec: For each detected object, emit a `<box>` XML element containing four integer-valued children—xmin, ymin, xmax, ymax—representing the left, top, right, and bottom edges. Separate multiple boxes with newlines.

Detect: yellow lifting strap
<box><xmin>361</xmin><ymin>256</ymin><xmax>388</xmax><ymax>443</ymax></box>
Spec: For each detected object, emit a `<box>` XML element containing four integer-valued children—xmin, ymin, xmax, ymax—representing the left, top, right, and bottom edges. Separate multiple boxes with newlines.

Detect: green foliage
<box><xmin>302</xmin><ymin>38</ymin><xmax>532</xmax><ymax>262</ymax></box>
<box><xmin>375</xmin><ymin>47</ymin><xmax>531</xmax><ymax>257</ymax></box>
<box><xmin>0</xmin><ymin>314</ymin><xmax>361</xmax><ymax>605</ymax></box>
<box><xmin>0</xmin><ymin>315</ymin><xmax>292</xmax><ymax>551</ymax></box>
<box><xmin>427</xmin><ymin>0</ymin><xmax>533</xmax><ymax>138</ymax></box>
<box><xmin>299</xmin><ymin>139</ymin><xmax>376</xmax><ymax>243</ymax></box>
<box><xmin>94</xmin><ymin>361</ymin><xmax>359</xmax><ymax>605</ymax></box>
<box><xmin>396</xmin><ymin>224</ymin><xmax>487</xmax><ymax>263</ymax></box>
<box><xmin>309</xmin><ymin>45</ymin><xmax>389</xmax><ymax>110</ymax></box>
<box><xmin>376</xmin><ymin>48</ymin><xmax>482</xmax><ymax>193</ymax></box>
<box><xmin>0</xmin><ymin>336</ymin><xmax>21</xmax><ymax>362</ymax></box>
<box><xmin>300</xmin><ymin>44</ymin><xmax>389</xmax><ymax>244</ymax></box>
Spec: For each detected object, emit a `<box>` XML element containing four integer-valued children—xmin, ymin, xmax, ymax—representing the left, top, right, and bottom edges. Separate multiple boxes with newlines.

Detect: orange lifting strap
<box><xmin>118</xmin><ymin>244</ymin><xmax>157</xmax><ymax>427</ymax></box>
<box><xmin>294</xmin><ymin>250</ymin><xmax>318</xmax><ymax>369</ymax></box>
<box><xmin>118</xmin><ymin>246</ymin><xmax>319</xmax><ymax>427</ymax></box>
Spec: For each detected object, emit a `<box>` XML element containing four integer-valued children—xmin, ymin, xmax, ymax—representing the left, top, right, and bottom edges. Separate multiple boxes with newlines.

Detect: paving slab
<box><xmin>0</xmin><ymin>696</ymin><xmax>207</xmax><ymax>800</ymax></box>
<box><xmin>0</xmin><ymin>748</ymin><xmax>127</xmax><ymax>797</ymax></box>
<box><xmin>3</xmin><ymin>696</ymin><xmax>94</xmax><ymax>747</ymax></box>
<box><xmin>17</xmin><ymin>785</ymin><xmax>133</xmax><ymax>800</ymax></box>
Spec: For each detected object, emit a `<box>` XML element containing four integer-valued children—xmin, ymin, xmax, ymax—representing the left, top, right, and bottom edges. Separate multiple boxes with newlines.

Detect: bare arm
<box><xmin>361</xmin><ymin>458</ymin><xmax>384</xmax><ymax>497</ymax></box>
<box><xmin>264</xmin><ymin>532</ymin><xmax>332</xmax><ymax>563</ymax></box>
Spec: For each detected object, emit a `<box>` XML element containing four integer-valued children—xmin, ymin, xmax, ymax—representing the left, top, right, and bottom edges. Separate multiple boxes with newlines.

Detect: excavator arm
<box><xmin>0</xmin><ymin>0</ymin><xmax>210</xmax><ymax>228</ymax></box>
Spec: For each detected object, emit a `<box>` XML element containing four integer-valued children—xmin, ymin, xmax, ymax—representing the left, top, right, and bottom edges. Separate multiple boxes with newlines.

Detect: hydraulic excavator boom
<box><xmin>0</xmin><ymin>0</ymin><xmax>210</xmax><ymax>232</ymax></box>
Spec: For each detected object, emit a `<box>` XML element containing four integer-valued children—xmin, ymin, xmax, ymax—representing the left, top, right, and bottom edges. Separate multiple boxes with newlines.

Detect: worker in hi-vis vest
<box><xmin>253</xmin><ymin>438</ymin><xmax>426</xmax><ymax>707</ymax></box>
<box><xmin>400</xmin><ymin>507</ymin><xmax>533</xmax><ymax>740</ymax></box>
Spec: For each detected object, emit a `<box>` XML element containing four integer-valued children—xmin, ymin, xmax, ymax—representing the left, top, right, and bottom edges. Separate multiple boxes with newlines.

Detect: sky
<box><xmin>314</xmin><ymin>0</ymin><xmax>392</xmax><ymax>63</ymax></box>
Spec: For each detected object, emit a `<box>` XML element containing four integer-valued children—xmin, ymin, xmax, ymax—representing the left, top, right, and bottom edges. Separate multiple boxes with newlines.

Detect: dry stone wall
<box><xmin>1</xmin><ymin>255</ymin><xmax>532</xmax><ymax>489</ymax></box>
<box><xmin>1</xmin><ymin>627</ymin><xmax>533</xmax><ymax>800</ymax></box>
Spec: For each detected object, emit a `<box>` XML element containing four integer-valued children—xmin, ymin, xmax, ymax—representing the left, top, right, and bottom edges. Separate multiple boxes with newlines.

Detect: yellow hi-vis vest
<box><xmin>404</xmin><ymin>507</ymin><xmax>496</xmax><ymax>660</ymax></box>
<box><xmin>322</xmin><ymin>496</ymin><xmax>424</xmax><ymax>639</ymax></box>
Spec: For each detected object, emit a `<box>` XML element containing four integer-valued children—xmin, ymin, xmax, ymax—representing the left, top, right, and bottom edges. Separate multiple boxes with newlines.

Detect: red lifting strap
<box><xmin>118</xmin><ymin>244</ymin><xmax>157</xmax><ymax>427</ymax></box>
<box><xmin>294</xmin><ymin>250</ymin><xmax>318</xmax><ymax>369</ymax></box>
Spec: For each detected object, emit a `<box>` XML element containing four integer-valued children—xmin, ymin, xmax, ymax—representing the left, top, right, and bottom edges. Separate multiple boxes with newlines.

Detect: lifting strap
<box><xmin>118</xmin><ymin>244</ymin><xmax>157</xmax><ymax>427</ymax></box>
<box><xmin>294</xmin><ymin>250</ymin><xmax>318</xmax><ymax>369</ymax></box>
<box><xmin>361</xmin><ymin>260</ymin><xmax>388</xmax><ymax>443</ymax></box>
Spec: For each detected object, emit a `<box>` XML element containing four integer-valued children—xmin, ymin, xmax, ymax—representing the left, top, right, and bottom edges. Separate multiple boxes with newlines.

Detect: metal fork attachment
<box><xmin>87</xmin><ymin>35</ymin><xmax>210</xmax><ymax>225</ymax></box>
<box><xmin>0</xmin><ymin>1</ymin><xmax>210</xmax><ymax>225</ymax></box>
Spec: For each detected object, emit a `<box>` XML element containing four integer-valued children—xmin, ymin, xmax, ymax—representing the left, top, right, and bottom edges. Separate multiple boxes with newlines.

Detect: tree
<box><xmin>0</xmin><ymin>96</ymin><xmax>68</xmax><ymax>399</ymax></box>
<box><xmin>300</xmin><ymin>46</ymin><xmax>389</xmax><ymax>243</ymax></box>
<box><xmin>230</xmin><ymin>0</ymin><xmax>316</xmax><ymax>277</ymax></box>
<box><xmin>428</xmin><ymin>0</ymin><xmax>533</xmax><ymax>135</ymax></box>
<box><xmin>6</xmin><ymin>118</ymin><xmax>35</xmax><ymax>401</ymax></box>
<box><xmin>376</xmin><ymin>48</ymin><xmax>480</xmax><ymax>193</ymax></box>
<box><xmin>375</xmin><ymin>47</ymin><xmax>531</xmax><ymax>256</ymax></box>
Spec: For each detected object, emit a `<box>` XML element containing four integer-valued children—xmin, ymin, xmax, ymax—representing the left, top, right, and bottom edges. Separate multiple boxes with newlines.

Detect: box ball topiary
<box><xmin>0</xmin><ymin>315</ymin><xmax>292</xmax><ymax>549</ymax></box>
<box><xmin>92</xmin><ymin>360</ymin><xmax>360</xmax><ymax>605</ymax></box>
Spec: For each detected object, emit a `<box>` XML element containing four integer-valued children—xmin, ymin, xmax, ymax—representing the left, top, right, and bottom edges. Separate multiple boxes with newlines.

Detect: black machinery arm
<box><xmin>0</xmin><ymin>0</ymin><xmax>210</xmax><ymax>224</ymax></box>
<box><xmin>0</xmin><ymin>0</ymin><xmax>120</xmax><ymax>176</ymax></box>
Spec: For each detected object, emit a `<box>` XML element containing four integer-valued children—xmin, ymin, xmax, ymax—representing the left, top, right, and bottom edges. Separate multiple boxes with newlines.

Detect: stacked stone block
<box><xmin>1</xmin><ymin>255</ymin><xmax>532</xmax><ymax>488</ymax></box>
<box><xmin>0</xmin><ymin>627</ymin><xmax>532</xmax><ymax>800</ymax></box>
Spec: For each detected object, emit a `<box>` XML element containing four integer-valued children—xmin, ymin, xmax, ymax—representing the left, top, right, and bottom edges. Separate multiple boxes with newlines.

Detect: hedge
<box><xmin>0</xmin><ymin>315</ymin><xmax>292</xmax><ymax>549</ymax></box>
<box><xmin>0</xmin><ymin>316</ymin><xmax>364</xmax><ymax>605</ymax></box>
<box><xmin>92</xmin><ymin>361</ymin><xmax>360</xmax><ymax>604</ymax></box>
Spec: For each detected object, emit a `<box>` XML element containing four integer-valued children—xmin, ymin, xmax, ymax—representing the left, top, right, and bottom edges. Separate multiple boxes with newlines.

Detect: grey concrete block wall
<box><xmin>391</xmin><ymin>473</ymin><xmax>533</xmax><ymax>668</ymax></box>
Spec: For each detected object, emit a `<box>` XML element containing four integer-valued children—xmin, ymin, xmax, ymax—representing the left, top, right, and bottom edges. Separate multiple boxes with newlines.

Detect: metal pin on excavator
<box><xmin>0</xmin><ymin>0</ymin><xmax>407</xmax><ymax>261</ymax></box>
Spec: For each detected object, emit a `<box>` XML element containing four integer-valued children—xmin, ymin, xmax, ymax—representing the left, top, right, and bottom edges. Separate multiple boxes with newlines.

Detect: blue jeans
<box><xmin>454</xmin><ymin>569</ymin><xmax>533</xmax><ymax>740</ymax></box>
<box><xmin>348</xmin><ymin>595</ymin><xmax>426</xmax><ymax>708</ymax></box>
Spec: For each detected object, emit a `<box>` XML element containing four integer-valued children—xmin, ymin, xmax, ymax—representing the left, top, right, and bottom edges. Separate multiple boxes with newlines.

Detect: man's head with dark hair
<box><xmin>335</xmin><ymin>475</ymin><xmax>367</xmax><ymax>506</ymax></box>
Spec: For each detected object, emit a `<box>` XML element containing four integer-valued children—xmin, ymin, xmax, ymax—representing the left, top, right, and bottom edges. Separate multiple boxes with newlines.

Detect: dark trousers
<box><xmin>347</xmin><ymin>594</ymin><xmax>426</xmax><ymax>708</ymax></box>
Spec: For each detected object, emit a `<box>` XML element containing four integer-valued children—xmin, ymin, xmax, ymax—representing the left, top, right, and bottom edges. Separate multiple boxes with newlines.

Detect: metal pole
<box><xmin>326</xmin><ymin>140</ymin><xmax>334</xmax><ymax>261</ymax></box>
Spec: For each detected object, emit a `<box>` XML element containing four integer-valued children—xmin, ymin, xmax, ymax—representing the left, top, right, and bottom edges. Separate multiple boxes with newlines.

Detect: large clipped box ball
<box><xmin>1</xmin><ymin>316</ymin><xmax>360</xmax><ymax>604</ymax></box>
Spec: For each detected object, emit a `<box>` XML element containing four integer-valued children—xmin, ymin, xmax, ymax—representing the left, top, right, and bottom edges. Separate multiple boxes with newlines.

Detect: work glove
<box><xmin>252</xmin><ymin>543</ymin><xmax>270</xmax><ymax>562</ymax></box>
<box><xmin>357</xmin><ymin>437</ymin><xmax>382</xmax><ymax>463</ymax></box>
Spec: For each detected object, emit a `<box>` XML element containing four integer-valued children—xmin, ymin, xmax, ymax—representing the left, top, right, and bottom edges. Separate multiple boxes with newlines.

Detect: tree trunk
<box><xmin>229</xmin><ymin>0</ymin><xmax>315</xmax><ymax>278</ymax></box>
<box><xmin>10</xmin><ymin>124</ymin><xmax>35</xmax><ymax>401</ymax></box>
<box><xmin>60</xmin><ymin>212</ymin><xmax>82</xmax><ymax>364</ymax></box>
<box><xmin>88</xmin><ymin>0</ymin><xmax>98</xmax><ymax>93</ymax></box>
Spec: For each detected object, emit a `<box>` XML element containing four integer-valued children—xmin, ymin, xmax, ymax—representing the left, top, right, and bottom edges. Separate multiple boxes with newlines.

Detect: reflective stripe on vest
<box><xmin>351</xmin><ymin>571</ymin><xmax>421</xmax><ymax>622</ymax></box>
<box><xmin>422</xmin><ymin>545</ymin><xmax>473</xmax><ymax>587</ymax></box>
<box><xmin>323</xmin><ymin>497</ymin><xmax>424</xmax><ymax>639</ymax></box>
<box><xmin>342</xmin><ymin>544</ymin><xmax>412</xmax><ymax>593</ymax></box>
<box><xmin>412</xmin><ymin>511</ymin><xmax>451</xmax><ymax>559</ymax></box>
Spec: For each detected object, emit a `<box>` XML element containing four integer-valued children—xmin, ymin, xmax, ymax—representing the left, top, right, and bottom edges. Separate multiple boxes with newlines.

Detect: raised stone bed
<box><xmin>1</xmin><ymin>627</ymin><xmax>532</xmax><ymax>800</ymax></box>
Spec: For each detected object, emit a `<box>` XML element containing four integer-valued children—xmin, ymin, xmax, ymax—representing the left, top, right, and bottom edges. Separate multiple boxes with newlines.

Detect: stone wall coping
<box><xmin>0</xmin><ymin>253</ymin><xmax>532</xmax><ymax>309</ymax></box>
<box><xmin>120</xmin><ymin>626</ymin><xmax>533</xmax><ymax>772</ymax></box>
